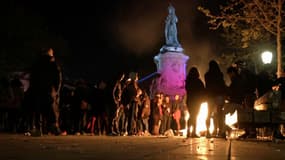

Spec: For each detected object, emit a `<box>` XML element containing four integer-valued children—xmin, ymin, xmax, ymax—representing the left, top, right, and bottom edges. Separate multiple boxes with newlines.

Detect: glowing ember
<box><xmin>196</xmin><ymin>102</ymin><xmax>208</xmax><ymax>136</ymax></box>
<box><xmin>227</xmin><ymin>129</ymin><xmax>246</xmax><ymax>139</ymax></box>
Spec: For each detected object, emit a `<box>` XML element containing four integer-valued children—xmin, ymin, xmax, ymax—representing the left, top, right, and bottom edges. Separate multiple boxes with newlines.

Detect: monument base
<box><xmin>152</xmin><ymin>51</ymin><xmax>189</xmax><ymax>99</ymax></box>
<box><xmin>160</xmin><ymin>45</ymin><xmax>184</xmax><ymax>53</ymax></box>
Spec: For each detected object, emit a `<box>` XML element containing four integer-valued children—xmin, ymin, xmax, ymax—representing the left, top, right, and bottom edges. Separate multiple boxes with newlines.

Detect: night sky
<box><xmin>0</xmin><ymin>0</ymin><xmax>223</xmax><ymax>84</ymax></box>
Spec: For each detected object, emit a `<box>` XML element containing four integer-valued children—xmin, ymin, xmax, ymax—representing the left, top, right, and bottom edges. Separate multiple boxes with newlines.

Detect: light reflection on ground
<box><xmin>1</xmin><ymin>134</ymin><xmax>285</xmax><ymax>160</ymax></box>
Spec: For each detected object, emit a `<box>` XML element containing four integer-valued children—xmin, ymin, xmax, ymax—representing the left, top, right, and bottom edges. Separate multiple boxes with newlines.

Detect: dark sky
<box><xmin>1</xmin><ymin>0</ymin><xmax>223</xmax><ymax>83</ymax></box>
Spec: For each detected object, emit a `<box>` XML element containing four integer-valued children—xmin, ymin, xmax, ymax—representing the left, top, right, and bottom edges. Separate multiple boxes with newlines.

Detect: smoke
<box><xmin>115</xmin><ymin>15</ymin><xmax>164</xmax><ymax>55</ymax></box>
<box><xmin>186</xmin><ymin>40</ymin><xmax>215</xmax><ymax>83</ymax></box>
<box><xmin>112</xmin><ymin>1</ymin><xmax>166</xmax><ymax>55</ymax></box>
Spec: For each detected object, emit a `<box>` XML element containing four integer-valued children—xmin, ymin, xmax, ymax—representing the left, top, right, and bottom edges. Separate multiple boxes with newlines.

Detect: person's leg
<box><xmin>90</xmin><ymin>116</ymin><xmax>96</xmax><ymax>135</ymax></box>
<box><xmin>117</xmin><ymin>107</ymin><xmax>124</xmax><ymax>134</ymax></box>
<box><xmin>127</xmin><ymin>104</ymin><xmax>135</xmax><ymax>135</ymax></box>
<box><xmin>103</xmin><ymin>113</ymin><xmax>109</xmax><ymax>135</ymax></box>
<box><xmin>51</xmin><ymin>88</ymin><xmax>61</xmax><ymax>135</ymax></box>
<box><xmin>217</xmin><ymin>106</ymin><xmax>225</xmax><ymax>137</ymax></box>
<box><xmin>160</xmin><ymin>115</ymin><xmax>167</xmax><ymax>134</ymax></box>
<box><xmin>142</xmin><ymin>118</ymin><xmax>149</xmax><ymax>132</ymax></box>
<box><xmin>78</xmin><ymin>111</ymin><xmax>86</xmax><ymax>134</ymax></box>
<box><xmin>188</xmin><ymin>111</ymin><xmax>197</xmax><ymax>137</ymax></box>
<box><xmin>111</xmin><ymin>107</ymin><xmax>119</xmax><ymax>134</ymax></box>
<box><xmin>122</xmin><ymin>107</ymin><xmax>129</xmax><ymax>135</ymax></box>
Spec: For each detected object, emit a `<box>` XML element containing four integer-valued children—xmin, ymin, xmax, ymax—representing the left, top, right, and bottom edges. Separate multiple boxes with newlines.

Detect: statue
<box><xmin>153</xmin><ymin>4</ymin><xmax>189</xmax><ymax>98</ymax></box>
<box><xmin>165</xmin><ymin>4</ymin><xmax>180</xmax><ymax>47</ymax></box>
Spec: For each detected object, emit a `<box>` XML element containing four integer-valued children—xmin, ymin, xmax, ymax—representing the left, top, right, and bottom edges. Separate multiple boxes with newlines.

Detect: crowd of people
<box><xmin>1</xmin><ymin>47</ymin><xmax>284</xmax><ymax>138</ymax></box>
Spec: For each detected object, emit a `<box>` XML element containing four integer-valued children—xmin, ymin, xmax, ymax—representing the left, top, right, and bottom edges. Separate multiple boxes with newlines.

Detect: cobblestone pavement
<box><xmin>1</xmin><ymin>134</ymin><xmax>285</xmax><ymax>160</ymax></box>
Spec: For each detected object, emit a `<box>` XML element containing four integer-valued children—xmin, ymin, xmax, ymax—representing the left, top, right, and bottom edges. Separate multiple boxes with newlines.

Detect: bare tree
<box><xmin>198</xmin><ymin>0</ymin><xmax>285</xmax><ymax>77</ymax></box>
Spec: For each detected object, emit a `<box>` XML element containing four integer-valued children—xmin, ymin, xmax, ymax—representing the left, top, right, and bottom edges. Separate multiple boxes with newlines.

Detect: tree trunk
<box><xmin>276</xmin><ymin>0</ymin><xmax>283</xmax><ymax>78</ymax></box>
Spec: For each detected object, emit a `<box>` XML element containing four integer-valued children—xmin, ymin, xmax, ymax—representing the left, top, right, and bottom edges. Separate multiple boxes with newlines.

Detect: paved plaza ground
<box><xmin>1</xmin><ymin>133</ymin><xmax>285</xmax><ymax>160</ymax></box>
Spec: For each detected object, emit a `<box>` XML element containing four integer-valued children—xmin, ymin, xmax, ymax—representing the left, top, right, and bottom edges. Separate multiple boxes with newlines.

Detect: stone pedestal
<box><xmin>152</xmin><ymin>51</ymin><xmax>189</xmax><ymax>98</ymax></box>
<box><xmin>150</xmin><ymin>4</ymin><xmax>189</xmax><ymax>99</ymax></box>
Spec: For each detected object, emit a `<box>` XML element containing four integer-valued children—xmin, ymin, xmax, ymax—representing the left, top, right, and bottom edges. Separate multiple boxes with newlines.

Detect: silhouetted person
<box><xmin>256</xmin><ymin>70</ymin><xmax>274</xmax><ymax>98</ymax></box>
<box><xmin>111</xmin><ymin>74</ymin><xmax>125</xmax><ymax>135</ymax></box>
<box><xmin>226</xmin><ymin>66</ymin><xmax>244</xmax><ymax>104</ymax></box>
<box><xmin>121</xmin><ymin>72</ymin><xmax>140</xmax><ymax>135</ymax></box>
<box><xmin>28</xmin><ymin>48</ymin><xmax>62</xmax><ymax>135</ymax></box>
<box><xmin>93</xmin><ymin>80</ymin><xmax>110</xmax><ymax>135</ymax></box>
<box><xmin>186</xmin><ymin>67</ymin><xmax>205</xmax><ymax>137</ymax></box>
<box><xmin>235</xmin><ymin>61</ymin><xmax>257</xmax><ymax>109</ymax></box>
<box><xmin>204</xmin><ymin>60</ymin><xmax>226</xmax><ymax>137</ymax></box>
<box><xmin>160</xmin><ymin>95</ymin><xmax>172</xmax><ymax>134</ymax></box>
<box><xmin>73</xmin><ymin>79</ymin><xmax>91</xmax><ymax>135</ymax></box>
<box><xmin>140</xmin><ymin>90</ymin><xmax>151</xmax><ymax>135</ymax></box>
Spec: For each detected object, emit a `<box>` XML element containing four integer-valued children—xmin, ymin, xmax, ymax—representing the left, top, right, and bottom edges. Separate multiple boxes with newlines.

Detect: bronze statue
<box><xmin>165</xmin><ymin>4</ymin><xmax>180</xmax><ymax>47</ymax></box>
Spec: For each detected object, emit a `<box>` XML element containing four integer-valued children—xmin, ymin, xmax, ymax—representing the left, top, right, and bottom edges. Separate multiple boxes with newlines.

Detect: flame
<box><xmin>182</xmin><ymin>110</ymin><xmax>190</xmax><ymax>137</ymax></box>
<box><xmin>189</xmin><ymin>125</ymin><xmax>193</xmax><ymax>134</ymax></box>
<box><xmin>196</xmin><ymin>102</ymin><xmax>208</xmax><ymax>136</ymax></box>
<box><xmin>224</xmin><ymin>109</ymin><xmax>246</xmax><ymax>139</ymax></box>
<box><xmin>184</xmin><ymin>110</ymin><xmax>190</xmax><ymax>122</ymax></box>
<box><xmin>225</xmin><ymin>110</ymin><xmax>238</xmax><ymax>129</ymax></box>
<box><xmin>228</xmin><ymin>129</ymin><xmax>246</xmax><ymax>139</ymax></box>
<box><xmin>209</xmin><ymin>118</ymin><xmax>214</xmax><ymax>135</ymax></box>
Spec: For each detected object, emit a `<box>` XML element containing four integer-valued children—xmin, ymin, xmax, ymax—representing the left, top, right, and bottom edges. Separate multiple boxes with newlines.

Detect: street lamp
<box><xmin>261</xmin><ymin>51</ymin><xmax>273</xmax><ymax>64</ymax></box>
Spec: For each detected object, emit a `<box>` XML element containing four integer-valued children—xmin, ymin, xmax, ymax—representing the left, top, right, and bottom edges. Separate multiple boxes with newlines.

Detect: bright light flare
<box><xmin>261</xmin><ymin>51</ymin><xmax>273</xmax><ymax>64</ymax></box>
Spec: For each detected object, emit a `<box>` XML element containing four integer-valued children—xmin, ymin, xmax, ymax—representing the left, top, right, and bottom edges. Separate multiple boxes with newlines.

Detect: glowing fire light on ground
<box><xmin>196</xmin><ymin>102</ymin><xmax>209</xmax><ymax>137</ymax></box>
<box><xmin>224</xmin><ymin>109</ymin><xmax>245</xmax><ymax>139</ymax></box>
<box><xmin>225</xmin><ymin>110</ymin><xmax>238</xmax><ymax>129</ymax></box>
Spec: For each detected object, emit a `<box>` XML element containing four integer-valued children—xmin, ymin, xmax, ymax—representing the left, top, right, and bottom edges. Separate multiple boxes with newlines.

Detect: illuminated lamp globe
<box><xmin>261</xmin><ymin>51</ymin><xmax>273</xmax><ymax>64</ymax></box>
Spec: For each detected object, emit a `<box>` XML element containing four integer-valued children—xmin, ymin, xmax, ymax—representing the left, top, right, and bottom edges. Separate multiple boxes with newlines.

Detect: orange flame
<box><xmin>225</xmin><ymin>110</ymin><xmax>238</xmax><ymax>129</ymax></box>
<box><xmin>196</xmin><ymin>102</ymin><xmax>208</xmax><ymax>136</ymax></box>
<box><xmin>209</xmin><ymin>118</ymin><xmax>214</xmax><ymax>135</ymax></box>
